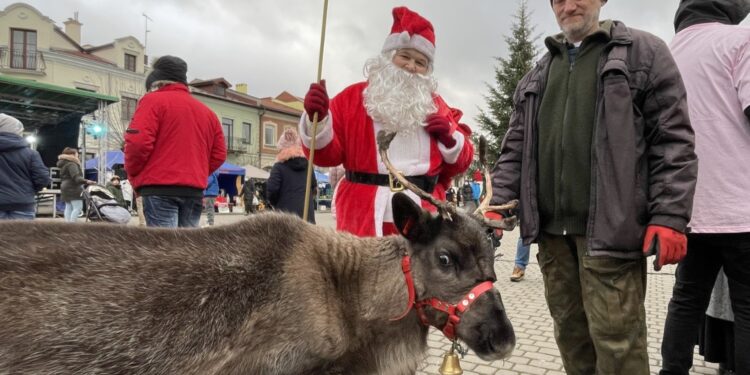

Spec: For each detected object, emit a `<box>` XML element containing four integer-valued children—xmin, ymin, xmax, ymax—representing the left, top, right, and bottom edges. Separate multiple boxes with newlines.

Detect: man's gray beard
<box><xmin>363</xmin><ymin>54</ymin><xmax>438</xmax><ymax>135</ymax></box>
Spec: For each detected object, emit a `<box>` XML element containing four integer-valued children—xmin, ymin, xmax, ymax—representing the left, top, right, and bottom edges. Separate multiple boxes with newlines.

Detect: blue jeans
<box><xmin>516</xmin><ymin>237</ymin><xmax>531</xmax><ymax>269</ymax></box>
<box><xmin>0</xmin><ymin>210</ymin><xmax>35</xmax><ymax>220</ymax></box>
<box><xmin>142</xmin><ymin>195</ymin><xmax>202</xmax><ymax>228</ymax></box>
<box><xmin>64</xmin><ymin>200</ymin><xmax>83</xmax><ymax>223</ymax></box>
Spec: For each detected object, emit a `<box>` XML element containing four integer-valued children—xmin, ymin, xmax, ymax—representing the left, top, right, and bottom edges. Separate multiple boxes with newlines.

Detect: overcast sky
<box><xmin>20</xmin><ymin>0</ymin><xmax>748</xmax><ymax>130</ymax></box>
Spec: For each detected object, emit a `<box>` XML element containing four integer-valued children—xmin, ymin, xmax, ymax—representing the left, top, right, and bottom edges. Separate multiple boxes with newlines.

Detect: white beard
<box><xmin>363</xmin><ymin>53</ymin><xmax>438</xmax><ymax>135</ymax></box>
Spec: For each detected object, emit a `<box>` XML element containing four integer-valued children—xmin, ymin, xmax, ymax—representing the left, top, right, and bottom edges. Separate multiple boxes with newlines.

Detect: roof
<box><xmin>52</xmin><ymin>48</ymin><xmax>117</xmax><ymax>66</ymax></box>
<box><xmin>260</xmin><ymin>97</ymin><xmax>302</xmax><ymax>117</ymax></box>
<box><xmin>275</xmin><ymin>91</ymin><xmax>303</xmax><ymax>103</ymax></box>
<box><xmin>0</xmin><ymin>75</ymin><xmax>118</xmax><ymax>130</ymax></box>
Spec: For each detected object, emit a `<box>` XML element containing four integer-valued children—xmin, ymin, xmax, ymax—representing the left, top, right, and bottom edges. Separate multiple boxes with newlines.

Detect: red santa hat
<box><xmin>381</xmin><ymin>7</ymin><xmax>436</xmax><ymax>62</ymax></box>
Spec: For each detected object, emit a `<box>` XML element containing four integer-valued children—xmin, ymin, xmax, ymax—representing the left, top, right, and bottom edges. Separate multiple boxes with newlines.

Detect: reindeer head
<box><xmin>379</xmin><ymin>131</ymin><xmax>517</xmax><ymax>360</ymax></box>
<box><xmin>391</xmin><ymin>193</ymin><xmax>515</xmax><ymax>360</ymax></box>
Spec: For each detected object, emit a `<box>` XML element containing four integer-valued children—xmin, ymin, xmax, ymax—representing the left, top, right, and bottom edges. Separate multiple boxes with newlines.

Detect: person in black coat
<box><xmin>266</xmin><ymin>129</ymin><xmax>316</xmax><ymax>223</ymax></box>
<box><xmin>0</xmin><ymin>114</ymin><xmax>50</xmax><ymax>220</ymax></box>
<box><xmin>238</xmin><ymin>177</ymin><xmax>256</xmax><ymax>215</ymax></box>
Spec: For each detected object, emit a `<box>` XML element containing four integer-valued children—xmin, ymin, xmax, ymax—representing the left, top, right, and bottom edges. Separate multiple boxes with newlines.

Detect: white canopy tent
<box><xmin>243</xmin><ymin>164</ymin><xmax>270</xmax><ymax>180</ymax></box>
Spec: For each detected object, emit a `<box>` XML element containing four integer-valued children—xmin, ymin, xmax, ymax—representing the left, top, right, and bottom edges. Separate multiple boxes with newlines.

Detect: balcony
<box><xmin>0</xmin><ymin>47</ymin><xmax>46</xmax><ymax>73</ymax></box>
<box><xmin>225</xmin><ymin>136</ymin><xmax>253</xmax><ymax>153</ymax></box>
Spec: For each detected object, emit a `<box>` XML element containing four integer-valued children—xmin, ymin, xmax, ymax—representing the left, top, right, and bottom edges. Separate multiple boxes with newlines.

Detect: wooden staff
<box><xmin>303</xmin><ymin>0</ymin><xmax>329</xmax><ymax>222</ymax></box>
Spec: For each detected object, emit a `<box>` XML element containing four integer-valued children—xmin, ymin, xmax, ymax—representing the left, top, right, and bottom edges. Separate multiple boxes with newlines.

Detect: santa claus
<box><xmin>300</xmin><ymin>6</ymin><xmax>474</xmax><ymax>237</ymax></box>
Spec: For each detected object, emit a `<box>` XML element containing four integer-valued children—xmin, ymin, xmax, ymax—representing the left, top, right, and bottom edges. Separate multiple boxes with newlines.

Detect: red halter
<box><xmin>390</xmin><ymin>254</ymin><xmax>495</xmax><ymax>340</ymax></box>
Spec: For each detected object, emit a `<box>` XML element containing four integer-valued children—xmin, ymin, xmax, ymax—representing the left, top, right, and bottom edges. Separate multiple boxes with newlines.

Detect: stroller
<box><xmin>83</xmin><ymin>185</ymin><xmax>131</xmax><ymax>224</ymax></box>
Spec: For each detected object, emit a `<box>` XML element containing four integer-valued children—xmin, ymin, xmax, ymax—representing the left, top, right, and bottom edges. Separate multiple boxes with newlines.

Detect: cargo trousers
<box><xmin>537</xmin><ymin>233</ymin><xmax>649</xmax><ymax>375</ymax></box>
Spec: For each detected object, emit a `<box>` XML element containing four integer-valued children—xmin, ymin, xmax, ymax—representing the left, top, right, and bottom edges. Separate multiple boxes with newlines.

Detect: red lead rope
<box><xmin>390</xmin><ymin>254</ymin><xmax>495</xmax><ymax>341</ymax></box>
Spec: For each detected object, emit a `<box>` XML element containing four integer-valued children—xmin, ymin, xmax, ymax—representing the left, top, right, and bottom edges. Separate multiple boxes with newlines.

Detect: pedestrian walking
<box><xmin>487</xmin><ymin>0</ymin><xmax>698</xmax><ymax>373</ymax></box>
<box><xmin>202</xmin><ymin>170</ymin><xmax>219</xmax><ymax>227</ymax></box>
<box><xmin>238</xmin><ymin>177</ymin><xmax>256</xmax><ymax>215</ymax></box>
<box><xmin>0</xmin><ymin>113</ymin><xmax>50</xmax><ymax>220</ymax></box>
<box><xmin>57</xmin><ymin>147</ymin><xmax>96</xmax><ymax>223</ymax></box>
<box><xmin>510</xmin><ymin>237</ymin><xmax>530</xmax><ymax>282</ymax></box>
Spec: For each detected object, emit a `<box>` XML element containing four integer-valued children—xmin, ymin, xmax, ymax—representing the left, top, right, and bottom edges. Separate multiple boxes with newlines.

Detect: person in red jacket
<box><xmin>124</xmin><ymin>55</ymin><xmax>226</xmax><ymax>228</ymax></box>
<box><xmin>301</xmin><ymin>6</ymin><xmax>474</xmax><ymax>237</ymax></box>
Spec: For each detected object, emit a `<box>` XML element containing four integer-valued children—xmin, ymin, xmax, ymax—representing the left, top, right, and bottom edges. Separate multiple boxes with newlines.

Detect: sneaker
<box><xmin>510</xmin><ymin>266</ymin><xmax>525</xmax><ymax>282</ymax></box>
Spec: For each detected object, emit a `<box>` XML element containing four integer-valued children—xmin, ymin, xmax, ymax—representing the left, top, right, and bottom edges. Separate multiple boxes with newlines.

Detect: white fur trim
<box><xmin>382</xmin><ymin>32</ymin><xmax>435</xmax><ymax>61</ymax></box>
<box><xmin>298</xmin><ymin>111</ymin><xmax>334</xmax><ymax>150</ymax></box>
<box><xmin>438</xmin><ymin>130</ymin><xmax>465</xmax><ymax>164</ymax></box>
<box><xmin>373</xmin><ymin>121</ymin><xmax>431</xmax><ymax>176</ymax></box>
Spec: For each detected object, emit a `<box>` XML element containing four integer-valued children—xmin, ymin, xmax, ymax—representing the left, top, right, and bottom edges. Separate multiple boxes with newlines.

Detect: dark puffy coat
<box><xmin>266</xmin><ymin>157</ymin><xmax>316</xmax><ymax>224</ymax></box>
<box><xmin>0</xmin><ymin>133</ymin><xmax>50</xmax><ymax>211</ymax></box>
<box><xmin>57</xmin><ymin>155</ymin><xmax>87</xmax><ymax>203</ymax></box>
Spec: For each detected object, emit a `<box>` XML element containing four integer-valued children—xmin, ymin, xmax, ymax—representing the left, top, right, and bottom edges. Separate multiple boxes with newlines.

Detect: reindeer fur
<box><xmin>0</xmin><ymin>195</ymin><xmax>513</xmax><ymax>374</ymax></box>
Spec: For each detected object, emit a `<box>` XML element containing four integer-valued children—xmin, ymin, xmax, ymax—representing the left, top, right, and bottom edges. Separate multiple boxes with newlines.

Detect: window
<box><xmin>10</xmin><ymin>28</ymin><xmax>37</xmax><ymax>70</ymax></box>
<box><xmin>222</xmin><ymin>118</ymin><xmax>234</xmax><ymax>149</ymax></box>
<box><xmin>214</xmin><ymin>86</ymin><xmax>226</xmax><ymax>96</ymax></box>
<box><xmin>124</xmin><ymin>53</ymin><xmax>137</xmax><ymax>72</ymax></box>
<box><xmin>242</xmin><ymin>122</ymin><xmax>252</xmax><ymax>144</ymax></box>
<box><xmin>121</xmin><ymin>97</ymin><xmax>138</xmax><ymax>121</ymax></box>
<box><xmin>264</xmin><ymin>123</ymin><xmax>277</xmax><ymax>147</ymax></box>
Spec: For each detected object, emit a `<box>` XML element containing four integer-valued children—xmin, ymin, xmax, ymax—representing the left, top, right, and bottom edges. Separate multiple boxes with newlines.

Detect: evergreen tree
<box><xmin>476</xmin><ymin>0</ymin><xmax>538</xmax><ymax>167</ymax></box>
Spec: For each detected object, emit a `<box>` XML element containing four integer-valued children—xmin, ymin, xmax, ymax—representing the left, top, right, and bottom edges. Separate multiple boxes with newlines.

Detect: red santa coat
<box><xmin>299</xmin><ymin>82</ymin><xmax>473</xmax><ymax>237</ymax></box>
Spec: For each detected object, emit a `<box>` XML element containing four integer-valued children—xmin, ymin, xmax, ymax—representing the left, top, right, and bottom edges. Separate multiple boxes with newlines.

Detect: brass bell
<box><xmin>438</xmin><ymin>343</ymin><xmax>463</xmax><ymax>375</ymax></box>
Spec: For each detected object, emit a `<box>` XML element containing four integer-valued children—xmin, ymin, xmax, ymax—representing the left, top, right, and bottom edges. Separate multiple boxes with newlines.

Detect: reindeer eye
<box><xmin>438</xmin><ymin>254</ymin><xmax>452</xmax><ymax>267</ymax></box>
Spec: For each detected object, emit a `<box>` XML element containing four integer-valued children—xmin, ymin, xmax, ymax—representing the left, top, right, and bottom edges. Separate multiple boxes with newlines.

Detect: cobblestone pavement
<box><xmin>44</xmin><ymin>210</ymin><xmax>719</xmax><ymax>374</ymax></box>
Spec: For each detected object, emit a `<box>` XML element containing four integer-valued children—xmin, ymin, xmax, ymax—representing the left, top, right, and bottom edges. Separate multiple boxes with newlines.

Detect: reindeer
<box><xmin>0</xmin><ymin>132</ymin><xmax>518</xmax><ymax>375</ymax></box>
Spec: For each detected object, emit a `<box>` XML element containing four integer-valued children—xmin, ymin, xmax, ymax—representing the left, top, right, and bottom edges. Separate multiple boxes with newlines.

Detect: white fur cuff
<box><xmin>298</xmin><ymin>111</ymin><xmax>334</xmax><ymax>150</ymax></box>
<box><xmin>438</xmin><ymin>130</ymin><xmax>464</xmax><ymax>164</ymax></box>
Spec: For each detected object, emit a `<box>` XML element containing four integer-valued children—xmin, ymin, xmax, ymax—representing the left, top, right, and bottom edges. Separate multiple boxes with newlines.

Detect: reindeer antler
<box><xmin>377</xmin><ymin>131</ymin><xmax>454</xmax><ymax>221</ymax></box>
<box><xmin>472</xmin><ymin>136</ymin><xmax>518</xmax><ymax>230</ymax></box>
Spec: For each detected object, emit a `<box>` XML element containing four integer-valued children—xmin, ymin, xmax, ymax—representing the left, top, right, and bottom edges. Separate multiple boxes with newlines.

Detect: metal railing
<box><xmin>0</xmin><ymin>47</ymin><xmax>46</xmax><ymax>72</ymax></box>
<box><xmin>225</xmin><ymin>136</ymin><xmax>253</xmax><ymax>153</ymax></box>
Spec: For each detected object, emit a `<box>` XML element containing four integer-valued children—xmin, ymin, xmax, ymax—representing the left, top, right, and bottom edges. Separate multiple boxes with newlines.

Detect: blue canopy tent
<box><xmin>216</xmin><ymin>162</ymin><xmax>246</xmax><ymax>198</ymax></box>
<box><xmin>85</xmin><ymin>150</ymin><xmax>124</xmax><ymax>170</ymax></box>
<box><xmin>84</xmin><ymin>150</ymin><xmax>125</xmax><ymax>181</ymax></box>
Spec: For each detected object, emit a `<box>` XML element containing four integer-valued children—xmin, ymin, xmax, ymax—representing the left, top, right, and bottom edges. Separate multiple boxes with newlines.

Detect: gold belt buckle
<box><xmin>389</xmin><ymin>171</ymin><xmax>405</xmax><ymax>192</ymax></box>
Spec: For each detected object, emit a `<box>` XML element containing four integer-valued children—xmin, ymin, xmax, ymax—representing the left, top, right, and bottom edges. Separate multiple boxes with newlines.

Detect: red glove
<box><xmin>484</xmin><ymin>212</ymin><xmax>504</xmax><ymax>238</ymax></box>
<box><xmin>642</xmin><ymin>225</ymin><xmax>687</xmax><ymax>271</ymax></box>
<box><xmin>304</xmin><ymin>80</ymin><xmax>329</xmax><ymax>122</ymax></box>
<box><xmin>425</xmin><ymin>114</ymin><xmax>456</xmax><ymax>148</ymax></box>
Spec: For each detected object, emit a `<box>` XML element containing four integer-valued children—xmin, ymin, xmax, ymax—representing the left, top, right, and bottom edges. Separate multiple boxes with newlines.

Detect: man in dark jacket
<box><xmin>488</xmin><ymin>1</ymin><xmax>698</xmax><ymax>373</ymax></box>
<box><xmin>661</xmin><ymin>2</ymin><xmax>750</xmax><ymax>374</ymax></box>
<box><xmin>0</xmin><ymin>114</ymin><xmax>50</xmax><ymax>220</ymax></box>
<box><xmin>124</xmin><ymin>56</ymin><xmax>226</xmax><ymax>228</ymax></box>
<box><xmin>238</xmin><ymin>177</ymin><xmax>256</xmax><ymax>215</ymax></box>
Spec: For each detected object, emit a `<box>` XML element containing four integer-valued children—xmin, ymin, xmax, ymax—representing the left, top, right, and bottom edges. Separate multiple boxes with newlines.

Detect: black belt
<box><xmin>345</xmin><ymin>171</ymin><xmax>438</xmax><ymax>193</ymax></box>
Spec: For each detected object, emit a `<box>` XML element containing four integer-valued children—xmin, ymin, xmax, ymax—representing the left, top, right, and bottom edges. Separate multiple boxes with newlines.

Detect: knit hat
<box><xmin>276</xmin><ymin>128</ymin><xmax>305</xmax><ymax>162</ymax></box>
<box><xmin>145</xmin><ymin>55</ymin><xmax>188</xmax><ymax>90</ymax></box>
<box><xmin>381</xmin><ymin>7</ymin><xmax>436</xmax><ymax>62</ymax></box>
<box><xmin>0</xmin><ymin>113</ymin><xmax>23</xmax><ymax>136</ymax></box>
<box><xmin>277</xmin><ymin>128</ymin><xmax>301</xmax><ymax>149</ymax></box>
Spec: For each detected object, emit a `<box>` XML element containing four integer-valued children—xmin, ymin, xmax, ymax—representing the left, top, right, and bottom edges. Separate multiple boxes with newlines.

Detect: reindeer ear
<box><xmin>392</xmin><ymin>192</ymin><xmax>440</xmax><ymax>244</ymax></box>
